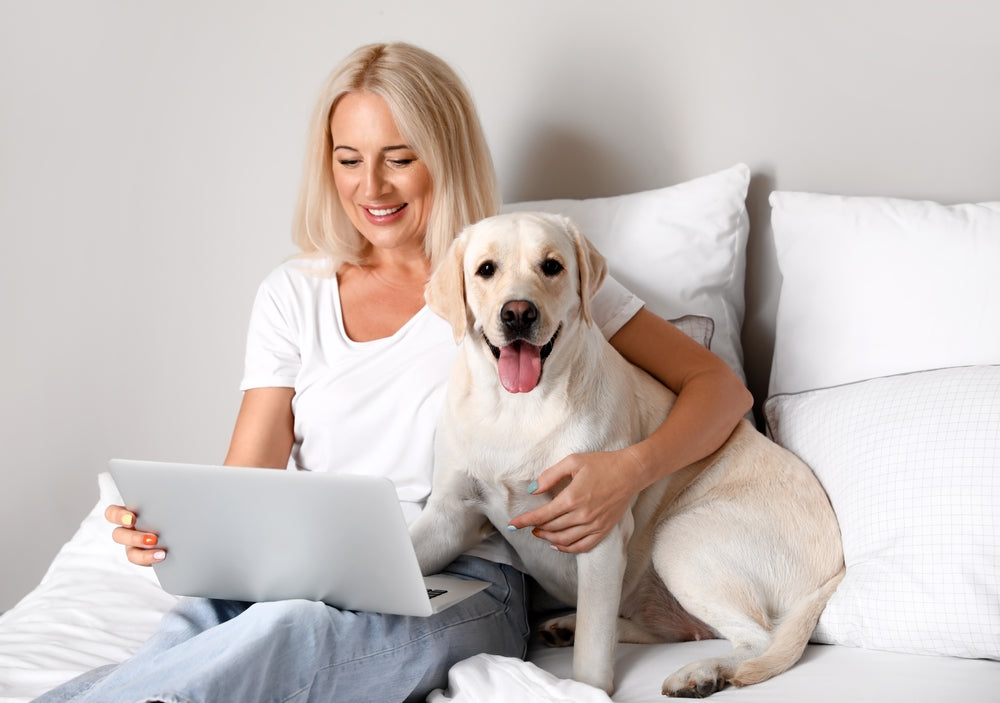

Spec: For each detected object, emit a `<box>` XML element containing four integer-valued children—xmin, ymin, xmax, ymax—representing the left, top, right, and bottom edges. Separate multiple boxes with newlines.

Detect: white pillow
<box><xmin>765</xmin><ymin>365</ymin><xmax>1000</xmax><ymax>660</ymax></box>
<box><xmin>0</xmin><ymin>473</ymin><xmax>177</xmax><ymax>700</ymax></box>
<box><xmin>504</xmin><ymin>164</ymin><xmax>750</xmax><ymax>381</ymax></box>
<box><xmin>768</xmin><ymin>191</ymin><xmax>1000</xmax><ymax>396</ymax></box>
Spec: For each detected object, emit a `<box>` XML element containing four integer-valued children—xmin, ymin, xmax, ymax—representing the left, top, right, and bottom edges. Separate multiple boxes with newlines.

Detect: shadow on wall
<box><xmin>496</xmin><ymin>38</ymin><xmax>680</xmax><ymax>205</ymax></box>
<box><xmin>743</xmin><ymin>169</ymin><xmax>778</xmax><ymax>427</ymax></box>
<box><xmin>501</xmin><ymin>122</ymin><xmax>662</xmax><ymax>203</ymax></box>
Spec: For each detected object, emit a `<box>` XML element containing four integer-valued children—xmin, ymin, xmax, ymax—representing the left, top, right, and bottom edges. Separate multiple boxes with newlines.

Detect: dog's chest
<box><xmin>449</xmin><ymin>389</ymin><xmax>629</xmax><ymax>483</ymax></box>
<box><xmin>471</xmin><ymin>477</ymin><xmax>580</xmax><ymax>602</ymax></box>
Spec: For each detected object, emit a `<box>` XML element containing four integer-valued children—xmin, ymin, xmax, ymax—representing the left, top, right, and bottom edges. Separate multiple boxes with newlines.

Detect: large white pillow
<box><xmin>768</xmin><ymin>191</ymin><xmax>1000</xmax><ymax>396</ymax></box>
<box><xmin>504</xmin><ymin>163</ymin><xmax>750</xmax><ymax>381</ymax></box>
<box><xmin>765</xmin><ymin>365</ymin><xmax>1000</xmax><ymax>660</ymax></box>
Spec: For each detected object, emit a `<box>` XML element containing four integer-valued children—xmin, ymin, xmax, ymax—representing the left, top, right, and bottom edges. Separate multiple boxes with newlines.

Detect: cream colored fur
<box><xmin>409</xmin><ymin>212</ymin><xmax>844</xmax><ymax>697</ymax></box>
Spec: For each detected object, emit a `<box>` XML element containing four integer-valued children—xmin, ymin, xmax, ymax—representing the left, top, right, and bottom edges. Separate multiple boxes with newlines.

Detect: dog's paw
<box><xmin>537</xmin><ymin>614</ymin><xmax>576</xmax><ymax>647</ymax></box>
<box><xmin>661</xmin><ymin>664</ymin><xmax>728</xmax><ymax>698</ymax></box>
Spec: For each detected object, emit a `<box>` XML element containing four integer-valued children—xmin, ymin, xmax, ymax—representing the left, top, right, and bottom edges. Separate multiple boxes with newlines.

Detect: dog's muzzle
<box><xmin>484</xmin><ymin>320</ymin><xmax>560</xmax><ymax>394</ymax></box>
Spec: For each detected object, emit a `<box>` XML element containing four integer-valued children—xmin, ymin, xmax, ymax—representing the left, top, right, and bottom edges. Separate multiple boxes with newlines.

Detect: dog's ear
<box><xmin>564</xmin><ymin>217</ymin><xmax>608</xmax><ymax>326</ymax></box>
<box><xmin>426</xmin><ymin>233</ymin><xmax>470</xmax><ymax>342</ymax></box>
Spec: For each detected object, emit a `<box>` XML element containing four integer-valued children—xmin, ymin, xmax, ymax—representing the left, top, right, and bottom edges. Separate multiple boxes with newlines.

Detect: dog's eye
<box><xmin>541</xmin><ymin>259</ymin><xmax>564</xmax><ymax>277</ymax></box>
<box><xmin>476</xmin><ymin>261</ymin><xmax>496</xmax><ymax>278</ymax></box>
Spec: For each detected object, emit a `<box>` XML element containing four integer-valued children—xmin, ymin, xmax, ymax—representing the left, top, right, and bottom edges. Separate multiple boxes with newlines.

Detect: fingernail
<box><xmin>527</xmin><ymin>480</ymin><xmax>538</xmax><ymax>494</ymax></box>
<box><xmin>550</xmin><ymin>544</ymin><xmax>560</xmax><ymax>551</ymax></box>
<box><xmin>506</xmin><ymin>524</ymin><xmax>518</xmax><ymax>531</ymax></box>
<box><xmin>152</xmin><ymin>551</ymin><xmax>166</xmax><ymax>562</ymax></box>
<box><xmin>142</xmin><ymin>534</ymin><xmax>158</xmax><ymax>547</ymax></box>
<box><xmin>532</xmin><ymin>528</ymin><xmax>541</xmax><ymax>538</ymax></box>
<box><xmin>122</xmin><ymin>513</ymin><xmax>134</xmax><ymax>527</ymax></box>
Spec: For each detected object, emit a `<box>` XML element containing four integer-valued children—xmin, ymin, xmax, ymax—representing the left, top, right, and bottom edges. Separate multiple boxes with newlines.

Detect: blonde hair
<box><xmin>292</xmin><ymin>42</ymin><xmax>500</xmax><ymax>272</ymax></box>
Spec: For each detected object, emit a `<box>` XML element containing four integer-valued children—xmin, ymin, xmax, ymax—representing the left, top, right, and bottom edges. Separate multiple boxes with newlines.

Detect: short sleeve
<box><xmin>239</xmin><ymin>267</ymin><xmax>302</xmax><ymax>390</ymax></box>
<box><xmin>591</xmin><ymin>274</ymin><xmax>644</xmax><ymax>340</ymax></box>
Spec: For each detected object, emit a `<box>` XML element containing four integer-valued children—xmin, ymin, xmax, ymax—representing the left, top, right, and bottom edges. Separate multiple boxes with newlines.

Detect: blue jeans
<box><xmin>33</xmin><ymin>556</ymin><xmax>529</xmax><ymax>703</ymax></box>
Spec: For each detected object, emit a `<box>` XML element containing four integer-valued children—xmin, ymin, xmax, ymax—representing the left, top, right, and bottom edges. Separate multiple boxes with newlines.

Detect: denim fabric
<box><xmin>33</xmin><ymin>556</ymin><xmax>529</xmax><ymax>703</ymax></box>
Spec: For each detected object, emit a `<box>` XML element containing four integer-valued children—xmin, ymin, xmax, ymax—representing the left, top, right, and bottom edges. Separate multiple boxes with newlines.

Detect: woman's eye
<box><xmin>389</xmin><ymin>158</ymin><xmax>415</xmax><ymax>167</ymax></box>
<box><xmin>476</xmin><ymin>261</ymin><xmax>496</xmax><ymax>278</ymax></box>
<box><xmin>337</xmin><ymin>159</ymin><xmax>360</xmax><ymax>168</ymax></box>
<box><xmin>541</xmin><ymin>259</ymin><xmax>564</xmax><ymax>277</ymax></box>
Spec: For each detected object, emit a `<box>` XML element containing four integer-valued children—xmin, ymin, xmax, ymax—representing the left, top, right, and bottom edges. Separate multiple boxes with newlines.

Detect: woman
<box><xmin>37</xmin><ymin>42</ymin><xmax>751</xmax><ymax>702</ymax></box>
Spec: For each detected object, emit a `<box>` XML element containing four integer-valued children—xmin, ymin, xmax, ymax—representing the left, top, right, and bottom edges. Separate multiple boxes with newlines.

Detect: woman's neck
<box><xmin>337</xmin><ymin>254</ymin><xmax>432</xmax><ymax>342</ymax></box>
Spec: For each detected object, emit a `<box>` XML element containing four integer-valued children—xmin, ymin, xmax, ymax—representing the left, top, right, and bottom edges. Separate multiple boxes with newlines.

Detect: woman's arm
<box><xmin>223</xmin><ymin>387</ymin><xmax>296</xmax><ymax>468</ymax></box>
<box><xmin>507</xmin><ymin>307</ymin><xmax>753</xmax><ymax>553</ymax></box>
<box><xmin>107</xmin><ymin>387</ymin><xmax>296</xmax><ymax>566</ymax></box>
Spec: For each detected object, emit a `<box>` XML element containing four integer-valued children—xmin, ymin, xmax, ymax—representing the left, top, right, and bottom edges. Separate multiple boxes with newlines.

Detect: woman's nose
<box><xmin>362</xmin><ymin>164</ymin><xmax>389</xmax><ymax>198</ymax></box>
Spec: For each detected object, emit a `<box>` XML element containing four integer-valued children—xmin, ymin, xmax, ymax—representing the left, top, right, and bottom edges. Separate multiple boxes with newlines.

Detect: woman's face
<box><xmin>329</xmin><ymin>91</ymin><xmax>433</xmax><ymax>260</ymax></box>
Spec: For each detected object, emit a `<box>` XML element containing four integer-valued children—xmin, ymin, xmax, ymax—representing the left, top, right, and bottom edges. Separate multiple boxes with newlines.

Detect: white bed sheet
<box><xmin>519</xmin><ymin>642</ymin><xmax>1000</xmax><ymax>703</ymax></box>
<box><xmin>3</xmin><ymin>475</ymin><xmax>999</xmax><ymax>703</ymax></box>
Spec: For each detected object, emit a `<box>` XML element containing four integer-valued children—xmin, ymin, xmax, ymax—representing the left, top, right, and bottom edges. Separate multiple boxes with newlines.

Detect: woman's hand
<box><xmin>104</xmin><ymin>504</ymin><xmax>166</xmax><ymax>566</ymax></box>
<box><xmin>507</xmin><ymin>448</ymin><xmax>645</xmax><ymax>553</ymax></box>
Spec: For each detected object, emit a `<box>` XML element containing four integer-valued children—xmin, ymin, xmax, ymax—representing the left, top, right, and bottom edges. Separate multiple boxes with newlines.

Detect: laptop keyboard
<box><xmin>427</xmin><ymin>588</ymin><xmax>447</xmax><ymax>599</ymax></box>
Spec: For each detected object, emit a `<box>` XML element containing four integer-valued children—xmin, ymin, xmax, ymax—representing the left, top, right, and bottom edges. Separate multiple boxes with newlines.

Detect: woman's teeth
<box><xmin>367</xmin><ymin>205</ymin><xmax>404</xmax><ymax>216</ymax></box>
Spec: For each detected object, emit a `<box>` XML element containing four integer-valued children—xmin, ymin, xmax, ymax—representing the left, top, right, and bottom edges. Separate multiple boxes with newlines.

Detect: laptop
<box><xmin>107</xmin><ymin>459</ymin><xmax>489</xmax><ymax>617</ymax></box>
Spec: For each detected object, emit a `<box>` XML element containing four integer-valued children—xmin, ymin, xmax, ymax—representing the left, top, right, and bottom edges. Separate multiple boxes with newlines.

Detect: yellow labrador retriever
<box><xmin>409</xmin><ymin>211</ymin><xmax>844</xmax><ymax>697</ymax></box>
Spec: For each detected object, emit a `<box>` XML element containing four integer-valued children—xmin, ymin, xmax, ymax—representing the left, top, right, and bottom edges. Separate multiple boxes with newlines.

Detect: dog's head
<box><xmin>426</xmin><ymin>211</ymin><xmax>607</xmax><ymax>394</ymax></box>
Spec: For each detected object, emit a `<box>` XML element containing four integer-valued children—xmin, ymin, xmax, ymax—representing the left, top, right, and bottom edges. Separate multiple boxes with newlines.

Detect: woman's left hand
<box><xmin>506</xmin><ymin>448</ymin><xmax>645</xmax><ymax>553</ymax></box>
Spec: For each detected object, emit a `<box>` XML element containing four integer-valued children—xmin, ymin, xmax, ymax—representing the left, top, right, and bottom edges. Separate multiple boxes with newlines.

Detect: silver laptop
<box><xmin>107</xmin><ymin>459</ymin><xmax>489</xmax><ymax>617</ymax></box>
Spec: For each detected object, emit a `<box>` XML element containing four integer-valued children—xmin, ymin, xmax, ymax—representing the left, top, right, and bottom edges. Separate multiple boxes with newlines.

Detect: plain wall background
<box><xmin>2</xmin><ymin>0</ymin><xmax>998</xmax><ymax>611</ymax></box>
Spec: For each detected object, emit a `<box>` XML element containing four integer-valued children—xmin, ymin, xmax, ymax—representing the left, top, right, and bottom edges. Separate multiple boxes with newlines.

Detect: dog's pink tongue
<box><xmin>498</xmin><ymin>341</ymin><xmax>542</xmax><ymax>393</ymax></box>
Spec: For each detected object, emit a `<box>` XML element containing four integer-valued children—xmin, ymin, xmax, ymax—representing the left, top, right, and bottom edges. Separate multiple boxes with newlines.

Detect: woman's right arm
<box><xmin>223</xmin><ymin>386</ymin><xmax>296</xmax><ymax>469</ymax></box>
<box><xmin>107</xmin><ymin>386</ymin><xmax>295</xmax><ymax>566</ymax></box>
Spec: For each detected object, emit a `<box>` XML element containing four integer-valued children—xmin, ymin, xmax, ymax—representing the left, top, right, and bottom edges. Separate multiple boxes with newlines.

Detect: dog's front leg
<box><xmin>572</xmin><ymin>513</ymin><xmax>633</xmax><ymax>694</ymax></box>
<box><xmin>410</xmin><ymin>472</ymin><xmax>492</xmax><ymax>576</ymax></box>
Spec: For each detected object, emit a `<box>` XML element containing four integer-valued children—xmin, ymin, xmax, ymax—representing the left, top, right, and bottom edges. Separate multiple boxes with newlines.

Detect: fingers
<box><xmin>506</xmin><ymin>459</ymin><xmax>577</xmax><ymax>531</ymax></box>
<box><xmin>123</xmin><ymin>542</ymin><xmax>167</xmax><ymax>566</ymax></box>
<box><xmin>532</xmin><ymin>458</ymin><xmax>575</xmax><ymax>494</ymax></box>
<box><xmin>105</xmin><ymin>504</ymin><xmax>165</xmax><ymax>566</ymax></box>
<box><xmin>506</xmin><ymin>497</ymin><xmax>559</xmax><ymax>532</ymax></box>
<box><xmin>104</xmin><ymin>503</ymin><xmax>134</xmax><ymax>527</ymax></box>
<box><xmin>507</xmin><ymin>484</ymin><xmax>608</xmax><ymax>553</ymax></box>
<box><xmin>507</xmin><ymin>451</ymin><xmax>636</xmax><ymax>553</ymax></box>
<box><xmin>542</xmin><ymin>530</ymin><xmax>605</xmax><ymax>554</ymax></box>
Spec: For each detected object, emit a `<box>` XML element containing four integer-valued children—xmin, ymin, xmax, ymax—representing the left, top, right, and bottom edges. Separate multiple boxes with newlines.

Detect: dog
<box><xmin>409</xmin><ymin>211</ymin><xmax>844</xmax><ymax>697</ymax></box>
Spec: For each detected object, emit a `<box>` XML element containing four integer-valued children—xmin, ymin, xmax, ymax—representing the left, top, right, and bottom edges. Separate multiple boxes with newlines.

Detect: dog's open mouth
<box><xmin>484</xmin><ymin>327</ymin><xmax>560</xmax><ymax>394</ymax></box>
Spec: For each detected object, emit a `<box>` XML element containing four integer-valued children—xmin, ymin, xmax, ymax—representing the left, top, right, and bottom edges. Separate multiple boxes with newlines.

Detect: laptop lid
<box><xmin>107</xmin><ymin>459</ymin><xmax>488</xmax><ymax>617</ymax></box>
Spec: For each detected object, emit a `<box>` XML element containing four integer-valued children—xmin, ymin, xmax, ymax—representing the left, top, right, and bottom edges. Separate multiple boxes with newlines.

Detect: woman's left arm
<box><xmin>507</xmin><ymin>307</ymin><xmax>754</xmax><ymax>553</ymax></box>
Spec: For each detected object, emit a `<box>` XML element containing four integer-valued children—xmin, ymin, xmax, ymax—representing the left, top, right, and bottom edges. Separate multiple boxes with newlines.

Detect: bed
<box><xmin>2</xmin><ymin>165</ymin><xmax>998</xmax><ymax>702</ymax></box>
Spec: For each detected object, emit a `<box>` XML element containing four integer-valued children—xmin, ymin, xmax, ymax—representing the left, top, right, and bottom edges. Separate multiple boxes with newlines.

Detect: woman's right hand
<box><xmin>104</xmin><ymin>504</ymin><xmax>166</xmax><ymax>566</ymax></box>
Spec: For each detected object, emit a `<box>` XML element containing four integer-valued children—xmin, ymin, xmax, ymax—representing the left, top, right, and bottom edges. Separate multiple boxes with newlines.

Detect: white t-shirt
<box><xmin>240</xmin><ymin>256</ymin><xmax>643</xmax><ymax>528</ymax></box>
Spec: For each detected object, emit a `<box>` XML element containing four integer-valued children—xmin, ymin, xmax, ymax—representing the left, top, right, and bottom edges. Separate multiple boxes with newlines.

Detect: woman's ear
<box><xmin>565</xmin><ymin>217</ymin><xmax>607</xmax><ymax>326</ymax></box>
<box><xmin>425</xmin><ymin>234</ymin><xmax>470</xmax><ymax>342</ymax></box>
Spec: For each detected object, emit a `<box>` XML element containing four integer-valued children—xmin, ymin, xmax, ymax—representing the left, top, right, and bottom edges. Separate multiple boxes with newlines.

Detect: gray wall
<box><xmin>2</xmin><ymin>0</ymin><xmax>998</xmax><ymax>610</ymax></box>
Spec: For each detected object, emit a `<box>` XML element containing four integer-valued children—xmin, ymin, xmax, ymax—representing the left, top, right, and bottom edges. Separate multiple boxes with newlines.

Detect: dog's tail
<box><xmin>731</xmin><ymin>566</ymin><xmax>845</xmax><ymax>687</ymax></box>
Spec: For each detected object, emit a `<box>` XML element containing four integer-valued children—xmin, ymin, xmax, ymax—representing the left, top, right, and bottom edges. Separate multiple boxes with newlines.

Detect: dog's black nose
<box><xmin>500</xmin><ymin>300</ymin><xmax>538</xmax><ymax>335</ymax></box>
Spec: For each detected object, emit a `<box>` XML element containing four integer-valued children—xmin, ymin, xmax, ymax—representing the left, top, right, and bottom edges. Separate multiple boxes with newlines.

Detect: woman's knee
<box><xmin>246</xmin><ymin>599</ymin><xmax>332</xmax><ymax>629</ymax></box>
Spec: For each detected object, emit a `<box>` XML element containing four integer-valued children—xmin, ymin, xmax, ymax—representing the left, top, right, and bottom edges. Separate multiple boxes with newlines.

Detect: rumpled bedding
<box><xmin>428</xmin><ymin>654</ymin><xmax>612</xmax><ymax>703</ymax></box>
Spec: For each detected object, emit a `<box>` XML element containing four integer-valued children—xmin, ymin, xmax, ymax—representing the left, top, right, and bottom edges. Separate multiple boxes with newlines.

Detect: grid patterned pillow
<box><xmin>766</xmin><ymin>365</ymin><xmax>1000</xmax><ymax>659</ymax></box>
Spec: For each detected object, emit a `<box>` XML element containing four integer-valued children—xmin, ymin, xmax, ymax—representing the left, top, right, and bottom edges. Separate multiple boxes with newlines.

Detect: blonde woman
<box><xmin>36</xmin><ymin>43</ymin><xmax>750</xmax><ymax>702</ymax></box>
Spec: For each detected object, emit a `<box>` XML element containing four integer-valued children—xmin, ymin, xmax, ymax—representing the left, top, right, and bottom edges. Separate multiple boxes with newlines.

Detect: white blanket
<box><xmin>429</xmin><ymin>654</ymin><xmax>612</xmax><ymax>703</ymax></box>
